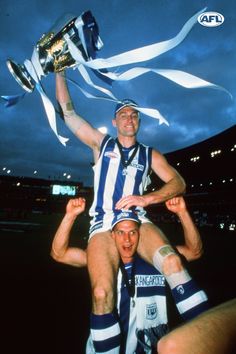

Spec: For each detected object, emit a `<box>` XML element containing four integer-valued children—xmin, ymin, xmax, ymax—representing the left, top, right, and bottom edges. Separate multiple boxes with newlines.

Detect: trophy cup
<box><xmin>6</xmin><ymin>10</ymin><xmax>103</xmax><ymax>92</ymax></box>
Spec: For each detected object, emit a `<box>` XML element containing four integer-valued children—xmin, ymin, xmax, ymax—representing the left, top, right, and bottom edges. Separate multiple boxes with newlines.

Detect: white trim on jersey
<box><xmin>89</xmin><ymin>135</ymin><xmax>152</xmax><ymax>236</ymax></box>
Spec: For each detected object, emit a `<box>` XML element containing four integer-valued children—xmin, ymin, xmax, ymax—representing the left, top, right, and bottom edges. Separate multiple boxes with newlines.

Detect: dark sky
<box><xmin>0</xmin><ymin>0</ymin><xmax>235</xmax><ymax>186</ymax></box>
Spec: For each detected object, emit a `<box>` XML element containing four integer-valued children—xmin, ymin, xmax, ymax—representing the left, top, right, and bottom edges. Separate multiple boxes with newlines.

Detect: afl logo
<box><xmin>198</xmin><ymin>12</ymin><xmax>224</xmax><ymax>27</ymax></box>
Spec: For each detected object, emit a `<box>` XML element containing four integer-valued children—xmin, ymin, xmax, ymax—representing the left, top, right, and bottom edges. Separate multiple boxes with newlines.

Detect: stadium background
<box><xmin>1</xmin><ymin>125</ymin><xmax>235</xmax><ymax>354</ymax></box>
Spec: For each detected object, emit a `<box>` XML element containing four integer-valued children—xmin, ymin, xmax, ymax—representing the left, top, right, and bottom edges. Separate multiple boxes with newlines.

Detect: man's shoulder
<box><xmin>137</xmin><ymin>141</ymin><xmax>152</xmax><ymax>150</ymax></box>
<box><xmin>100</xmin><ymin>134</ymin><xmax>114</xmax><ymax>149</ymax></box>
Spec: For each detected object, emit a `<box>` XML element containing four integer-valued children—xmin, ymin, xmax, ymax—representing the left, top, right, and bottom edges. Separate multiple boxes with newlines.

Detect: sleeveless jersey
<box><xmin>89</xmin><ymin>135</ymin><xmax>152</xmax><ymax>235</ymax></box>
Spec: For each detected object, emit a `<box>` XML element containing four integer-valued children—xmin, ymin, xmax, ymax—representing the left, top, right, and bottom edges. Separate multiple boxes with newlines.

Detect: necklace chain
<box><xmin>116</xmin><ymin>139</ymin><xmax>139</xmax><ymax>169</ymax></box>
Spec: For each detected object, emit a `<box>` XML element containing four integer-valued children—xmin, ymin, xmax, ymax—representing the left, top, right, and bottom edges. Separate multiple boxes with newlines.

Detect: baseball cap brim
<box><xmin>115</xmin><ymin>99</ymin><xmax>138</xmax><ymax>115</ymax></box>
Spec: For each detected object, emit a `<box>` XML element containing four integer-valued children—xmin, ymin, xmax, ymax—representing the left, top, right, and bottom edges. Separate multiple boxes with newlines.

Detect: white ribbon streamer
<box><xmin>134</xmin><ymin>107</ymin><xmax>169</xmax><ymax>125</ymax></box>
<box><xmin>75</xmin><ymin>16</ymin><xmax>88</xmax><ymax>58</ymax></box>
<box><xmin>77</xmin><ymin>63</ymin><xmax>117</xmax><ymax>100</ymax></box>
<box><xmin>24</xmin><ymin>58</ymin><xmax>69</xmax><ymax>145</ymax></box>
<box><xmin>19</xmin><ymin>7</ymin><xmax>231</xmax><ymax>145</ymax></box>
<box><xmin>65</xmin><ymin>7</ymin><xmax>207</xmax><ymax>70</ymax></box>
<box><xmin>98</xmin><ymin>67</ymin><xmax>232</xmax><ymax>97</ymax></box>
<box><xmin>64</xmin><ymin>77</ymin><xmax>169</xmax><ymax>125</ymax></box>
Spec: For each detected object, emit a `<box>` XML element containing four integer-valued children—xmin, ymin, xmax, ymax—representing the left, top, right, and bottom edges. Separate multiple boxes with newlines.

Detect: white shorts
<box><xmin>89</xmin><ymin>212</ymin><xmax>152</xmax><ymax>241</ymax></box>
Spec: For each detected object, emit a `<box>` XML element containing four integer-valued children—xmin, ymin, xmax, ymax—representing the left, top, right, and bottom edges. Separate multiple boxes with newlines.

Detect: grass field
<box><xmin>1</xmin><ymin>212</ymin><xmax>235</xmax><ymax>354</ymax></box>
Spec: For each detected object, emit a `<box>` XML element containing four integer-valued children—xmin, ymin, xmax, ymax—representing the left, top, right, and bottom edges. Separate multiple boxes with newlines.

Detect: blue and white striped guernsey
<box><xmin>86</xmin><ymin>255</ymin><xmax>168</xmax><ymax>354</ymax></box>
<box><xmin>89</xmin><ymin>135</ymin><xmax>152</xmax><ymax>236</ymax></box>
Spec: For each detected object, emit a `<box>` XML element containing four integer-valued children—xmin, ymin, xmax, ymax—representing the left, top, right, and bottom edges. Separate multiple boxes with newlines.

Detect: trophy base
<box><xmin>6</xmin><ymin>60</ymin><xmax>35</xmax><ymax>93</ymax></box>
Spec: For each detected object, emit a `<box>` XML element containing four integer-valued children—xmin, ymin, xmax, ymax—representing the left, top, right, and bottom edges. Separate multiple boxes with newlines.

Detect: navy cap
<box><xmin>111</xmin><ymin>210</ymin><xmax>140</xmax><ymax>230</ymax></box>
<box><xmin>115</xmin><ymin>99</ymin><xmax>138</xmax><ymax>115</ymax></box>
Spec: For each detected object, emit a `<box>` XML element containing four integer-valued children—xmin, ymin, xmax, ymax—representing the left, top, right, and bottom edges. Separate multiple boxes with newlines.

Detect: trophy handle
<box><xmin>6</xmin><ymin>59</ymin><xmax>35</xmax><ymax>92</ymax></box>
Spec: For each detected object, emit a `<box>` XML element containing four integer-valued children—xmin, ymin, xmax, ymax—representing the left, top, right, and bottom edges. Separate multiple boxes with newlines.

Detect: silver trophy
<box><xmin>6</xmin><ymin>10</ymin><xmax>103</xmax><ymax>92</ymax></box>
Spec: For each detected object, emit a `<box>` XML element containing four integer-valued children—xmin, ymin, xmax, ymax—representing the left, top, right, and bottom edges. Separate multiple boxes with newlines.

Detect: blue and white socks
<box><xmin>90</xmin><ymin>312</ymin><xmax>121</xmax><ymax>353</ymax></box>
<box><xmin>168</xmin><ymin>275</ymin><xmax>209</xmax><ymax>320</ymax></box>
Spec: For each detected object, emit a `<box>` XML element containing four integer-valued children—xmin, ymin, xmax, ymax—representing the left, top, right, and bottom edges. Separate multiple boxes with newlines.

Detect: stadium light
<box><xmin>190</xmin><ymin>156</ymin><xmax>200</xmax><ymax>162</ymax></box>
<box><xmin>211</xmin><ymin>150</ymin><xmax>221</xmax><ymax>157</ymax></box>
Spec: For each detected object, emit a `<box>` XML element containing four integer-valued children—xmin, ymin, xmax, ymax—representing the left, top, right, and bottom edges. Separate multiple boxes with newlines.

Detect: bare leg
<box><xmin>87</xmin><ymin>231</ymin><xmax>121</xmax><ymax>353</ymax></box>
<box><xmin>138</xmin><ymin>222</ymin><xmax>183</xmax><ymax>275</ymax></box>
<box><xmin>138</xmin><ymin>222</ymin><xmax>209</xmax><ymax>321</ymax></box>
<box><xmin>157</xmin><ymin>298</ymin><xmax>236</xmax><ymax>354</ymax></box>
<box><xmin>138</xmin><ymin>222</ymin><xmax>168</xmax><ymax>264</ymax></box>
<box><xmin>87</xmin><ymin>230</ymin><xmax>120</xmax><ymax>314</ymax></box>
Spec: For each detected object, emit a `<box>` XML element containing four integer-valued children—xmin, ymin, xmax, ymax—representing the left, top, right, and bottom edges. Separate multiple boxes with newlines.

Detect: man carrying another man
<box><xmin>56</xmin><ymin>72</ymin><xmax>208</xmax><ymax>352</ymax></box>
<box><xmin>51</xmin><ymin>196</ymin><xmax>208</xmax><ymax>353</ymax></box>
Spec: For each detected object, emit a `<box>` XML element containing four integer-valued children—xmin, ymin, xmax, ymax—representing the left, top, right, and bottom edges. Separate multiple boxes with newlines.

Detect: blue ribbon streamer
<box><xmin>1</xmin><ymin>93</ymin><xmax>26</xmax><ymax>107</ymax></box>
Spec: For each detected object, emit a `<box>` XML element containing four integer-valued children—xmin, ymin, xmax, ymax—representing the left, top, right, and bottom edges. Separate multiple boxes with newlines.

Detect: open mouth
<box><xmin>123</xmin><ymin>245</ymin><xmax>133</xmax><ymax>252</ymax></box>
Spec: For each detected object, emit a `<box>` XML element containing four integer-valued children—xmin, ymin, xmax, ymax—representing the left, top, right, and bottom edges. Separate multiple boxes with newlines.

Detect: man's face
<box><xmin>111</xmin><ymin>220</ymin><xmax>140</xmax><ymax>263</ymax></box>
<box><xmin>112</xmin><ymin>107</ymin><xmax>140</xmax><ymax>137</ymax></box>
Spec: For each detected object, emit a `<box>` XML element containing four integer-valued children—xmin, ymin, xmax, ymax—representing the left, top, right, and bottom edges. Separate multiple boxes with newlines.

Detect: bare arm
<box><xmin>51</xmin><ymin>198</ymin><xmax>87</xmax><ymax>267</ymax></box>
<box><xmin>116</xmin><ymin>149</ymin><xmax>186</xmax><ymax>209</ymax></box>
<box><xmin>165</xmin><ymin>197</ymin><xmax>203</xmax><ymax>261</ymax></box>
<box><xmin>157</xmin><ymin>298</ymin><xmax>236</xmax><ymax>354</ymax></box>
<box><xmin>147</xmin><ymin>149</ymin><xmax>186</xmax><ymax>204</ymax></box>
<box><xmin>56</xmin><ymin>72</ymin><xmax>104</xmax><ymax>159</ymax></box>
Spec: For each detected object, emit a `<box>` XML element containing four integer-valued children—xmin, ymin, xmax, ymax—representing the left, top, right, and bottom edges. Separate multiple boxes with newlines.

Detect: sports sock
<box><xmin>153</xmin><ymin>246</ymin><xmax>209</xmax><ymax>321</ymax></box>
<box><xmin>167</xmin><ymin>274</ymin><xmax>209</xmax><ymax>321</ymax></box>
<box><xmin>90</xmin><ymin>312</ymin><xmax>121</xmax><ymax>353</ymax></box>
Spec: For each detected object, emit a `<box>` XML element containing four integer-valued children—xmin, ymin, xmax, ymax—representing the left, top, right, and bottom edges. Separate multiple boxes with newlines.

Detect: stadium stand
<box><xmin>146</xmin><ymin>124</ymin><xmax>236</xmax><ymax>232</ymax></box>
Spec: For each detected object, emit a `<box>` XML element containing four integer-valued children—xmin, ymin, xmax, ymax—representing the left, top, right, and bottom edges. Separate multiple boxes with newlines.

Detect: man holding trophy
<box><xmin>6</xmin><ymin>9</ymin><xmax>210</xmax><ymax>353</ymax></box>
<box><xmin>6</xmin><ymin>10</ymin><xmax>104</xmax><ymax>145</ymax></box>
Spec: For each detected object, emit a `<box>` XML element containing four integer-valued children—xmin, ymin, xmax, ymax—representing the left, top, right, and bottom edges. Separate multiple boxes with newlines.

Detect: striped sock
<box><xmin>170</xmin><ymin>277</ymin><xmax>209</xmax><ymax>321</ymax></box>
<box><xmin>90</xmin><ymin>312</ymin><xmax>121</xmax><ymax>353</ymax></box>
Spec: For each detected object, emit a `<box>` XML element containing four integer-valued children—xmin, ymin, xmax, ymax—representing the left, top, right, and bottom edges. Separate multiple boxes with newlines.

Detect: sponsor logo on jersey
<box><xmin>104</xmin><ymin>151</ymin><xmax>119</xmax><ymax>159</ymax></box>
<box><xmin>130</xmin><ymin>162</ymin><xmax>145</xmax><ymax>171</ymax></box>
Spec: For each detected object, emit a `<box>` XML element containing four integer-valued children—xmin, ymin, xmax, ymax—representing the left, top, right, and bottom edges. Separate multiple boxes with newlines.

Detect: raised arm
<box><xmin>51</xmin><ymin>197</ymin><xmax>87</xmax><ymax>267</ymax></box>
<box><xmin>56</xmin><ymin>72</ymin><xmax>104</xmax><ymax>160</ymax></box>
<box><xmin>116</xmin><ymin>149</ymin><xmax>186</xmax><ymax>209</ymax></box>
<box><xmin>165</xmin><ymin>196</ymin><xmax>203</xmax><ymax>261</ymax></box>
